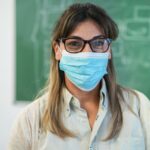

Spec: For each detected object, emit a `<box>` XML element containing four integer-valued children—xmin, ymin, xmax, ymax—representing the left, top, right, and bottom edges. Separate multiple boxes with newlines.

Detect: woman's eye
<box><xmin>67</xmin><ymin>40</ymin><xmax>82</xmax><ymax>47</ymax></box>
<box><xmin>70</xmin><ymin>42</ymin><xmax>79</xmax><ymax>46</ymax></box>
<box><xmin>92</xmin><ymin>40</ymin><xmax>103</xmax><ymax>47</ymax></box>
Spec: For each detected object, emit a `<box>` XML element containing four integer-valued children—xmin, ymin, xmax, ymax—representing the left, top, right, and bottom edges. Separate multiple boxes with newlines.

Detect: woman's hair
<box><xmin>41</xmin><ymin>3</ymin><xmax>128</xmax><ymax>140</ymax></box>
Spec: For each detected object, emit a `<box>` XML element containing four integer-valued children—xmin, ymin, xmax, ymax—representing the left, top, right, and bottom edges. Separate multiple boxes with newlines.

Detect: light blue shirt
<box><xmin>8</xmin><ymin>80</ymin><xmax>150</xmax><ymax>150</ymax></box>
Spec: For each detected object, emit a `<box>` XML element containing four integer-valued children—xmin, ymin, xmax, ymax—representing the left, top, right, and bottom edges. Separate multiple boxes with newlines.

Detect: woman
<box><xmin>8</xmin><ymin>3</ymin><xmax>150</xmax><ymax>150</ymax></box>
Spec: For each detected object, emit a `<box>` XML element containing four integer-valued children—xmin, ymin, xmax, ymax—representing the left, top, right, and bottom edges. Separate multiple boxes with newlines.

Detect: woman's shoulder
<box><xmin>133</xmin><ymin>90</ymin><xmax>150</xmax><ymax>105</ymax></box>
<box><xmin>8</xmin><ymin>93</ymin><xmax>48</xmax><ymax>149</ymax></box>
<box><xmin>120</xmin><ymin>87</ymin><xmax>150</xmax><ymax>148</ymax></box>
<box><xmin>22</xmin><ymin>93</ymin><xmax>48</xmax><ymax>118</ymax></box>
<box><xmin>122</xmin><ymin>87</ymin><xmax>149</xmax><ymax>104</ymax></box>
<box><xmin>14</xmin><ymin>93</ymin><xmax>48</xmax><ymax>128</ymax></box>
<box><xmin>120</xmin><ymin>87</ymin><xmax>150</xmax><ymax>113</ymax></box>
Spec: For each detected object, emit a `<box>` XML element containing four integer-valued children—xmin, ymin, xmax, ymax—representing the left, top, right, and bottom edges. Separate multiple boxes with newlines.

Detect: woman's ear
<box><xmin>53</xmin><ymin>41</ymin><xmax>62</xmax><ymax>61</ymax></box>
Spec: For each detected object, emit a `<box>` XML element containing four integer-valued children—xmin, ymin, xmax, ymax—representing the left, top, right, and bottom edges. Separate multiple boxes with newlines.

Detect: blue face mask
<box><xmin>59</xmin><ymin>50</ymin><xmax>109</xmax><ymax>91</ymax></box>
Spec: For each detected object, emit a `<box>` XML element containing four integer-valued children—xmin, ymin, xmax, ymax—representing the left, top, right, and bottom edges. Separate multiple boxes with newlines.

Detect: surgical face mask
<box><xmin>59</xmin><ymin>50</ymin><xmax>109</xmax><ymax>91</ymax></box>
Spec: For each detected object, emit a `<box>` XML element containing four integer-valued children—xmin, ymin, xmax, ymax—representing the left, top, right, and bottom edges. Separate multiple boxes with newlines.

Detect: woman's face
<box><xmin>54</xmin><ymin>19</ymin><xmax>111</xmax><ymax>60</ymax></box>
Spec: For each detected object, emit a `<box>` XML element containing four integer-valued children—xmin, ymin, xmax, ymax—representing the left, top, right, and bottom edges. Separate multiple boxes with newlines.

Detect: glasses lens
<box><xmin>91</xmin><ymin>38</ymin><xmax>109</xmax><ymax>52</ymax></box>
<box><xmin>65</xmin><ymin>39</ymin><xmax>83</xmax><ymax>53</ymax></box>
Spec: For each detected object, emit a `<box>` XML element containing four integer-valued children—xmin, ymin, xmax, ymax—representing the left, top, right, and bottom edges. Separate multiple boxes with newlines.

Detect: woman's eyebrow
<box><xmin>66</xmin><ymin>35</ymin><xmax>105</xmax><ymax>40</ymax></box>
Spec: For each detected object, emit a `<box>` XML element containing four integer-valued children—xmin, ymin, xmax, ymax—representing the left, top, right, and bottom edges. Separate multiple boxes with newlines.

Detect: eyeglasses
<box><xmin>58</xmin><ymin>35</ymin><xmax>112</xmax><ymax>53</ymax></box>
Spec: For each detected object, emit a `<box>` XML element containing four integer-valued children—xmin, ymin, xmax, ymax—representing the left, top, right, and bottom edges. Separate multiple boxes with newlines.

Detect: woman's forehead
<box><xmin>68</xmin><ymin>20</ymin><xmax>104</xmax><ymax>40</ymax></box>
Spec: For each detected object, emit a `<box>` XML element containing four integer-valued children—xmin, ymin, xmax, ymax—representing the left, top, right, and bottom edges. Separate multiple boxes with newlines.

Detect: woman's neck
<box><xmin>65</xmin><ymin>76</ymin><xmax>102</xmax><ymax>129</ymax></box>
<box><xmin>64</xmin><ymin>76</ymin><xmax>101</xmax><ymax>111</ymax></box>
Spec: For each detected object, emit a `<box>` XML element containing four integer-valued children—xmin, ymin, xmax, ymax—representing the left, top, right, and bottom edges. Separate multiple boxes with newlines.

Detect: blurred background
<box><xmin>0</xmin><ymin>0</ymin><xmax>150</xmax><ymax>149</ymax></box>
<box><xmin>16</xmin><ymin>0</ymin><xmax>150</xmax><ymax>101</ymax></box>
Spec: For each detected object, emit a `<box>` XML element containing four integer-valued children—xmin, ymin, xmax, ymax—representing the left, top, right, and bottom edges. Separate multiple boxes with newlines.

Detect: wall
<box><xmin>0</xmin><ymin>0</ymin><xmax>28</xmax><ymax>149</ymax></box>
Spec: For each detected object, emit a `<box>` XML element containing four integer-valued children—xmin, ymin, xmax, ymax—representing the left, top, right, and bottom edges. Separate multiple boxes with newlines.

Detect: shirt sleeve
<box><xmin>138</xmin><ymin>92</ymin><xmax>150</xmax><ymax>150</ymax></box>
<box><xmin>7</xmin><ymin>109</ymin><xmax>32</xmax><ymax>150</ymax></box>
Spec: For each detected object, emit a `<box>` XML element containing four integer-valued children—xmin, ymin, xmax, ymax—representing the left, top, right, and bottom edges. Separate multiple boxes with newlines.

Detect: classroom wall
<box><xmin>0</xmin><ymin>0</ymin><xmax>28</xmax><ymax>149</ymax></box>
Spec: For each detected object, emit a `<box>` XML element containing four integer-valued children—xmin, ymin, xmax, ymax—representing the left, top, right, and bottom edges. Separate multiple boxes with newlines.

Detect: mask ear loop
<box><xmin>56</xmin><ymin>44</ymin><xmax>64</xmax><ymax>79</ymax></box>
<box><xmin>107</xmin><ymin>38</ymin><xmax>112</xmax><ymax>59</ymax></box>
<box><xmin>57</xmin><ymin>45</ymin><xmax>63</xmax><ymax>54</ymax></box>
<box><xmin>56</xmin><ymin>38</ymin><xmax>62</xmax><ymax>53</ymax></box>
<box><xmin>57</xmin><ymin>44</ymin><xmax>68</xmax><ymax>55</ymax></box>
<box><xmin>105</xmin><ymin>40</ymin><xmax>111</xmax><ymax>59</ymax></box>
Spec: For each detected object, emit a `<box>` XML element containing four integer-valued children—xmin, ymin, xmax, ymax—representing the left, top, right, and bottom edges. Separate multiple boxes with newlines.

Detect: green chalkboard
<box><xmin>16</xmin><ymin>0</ymin><xmax>150</xmax><ymax>101</ymax></box>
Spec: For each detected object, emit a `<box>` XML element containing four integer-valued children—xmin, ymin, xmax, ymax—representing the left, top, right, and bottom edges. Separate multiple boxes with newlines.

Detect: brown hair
<box><xmin>41</xmin><ymin>3</ymin><xmax>129</xmax><ymax>140</ymax></box>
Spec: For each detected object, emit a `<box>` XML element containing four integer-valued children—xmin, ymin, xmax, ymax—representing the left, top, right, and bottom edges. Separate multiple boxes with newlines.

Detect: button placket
<box><xmin>89</xmin><ymin>107</ymin><xmax>107</xmax><ymax>146</ymax></box>
<box><xmin>89</xmin><ymin>143</ymin><xmax>97</xmax><ymax>150</ymax></box>
<box><xmin>65</xmin><ymin>107</ymin><xmax>71</xmax><ymax>118</ymax></box>
<box><xmin>89</xmin><ymin>145</ymin><xmax>93</xmax><ymax>150</ymax></box>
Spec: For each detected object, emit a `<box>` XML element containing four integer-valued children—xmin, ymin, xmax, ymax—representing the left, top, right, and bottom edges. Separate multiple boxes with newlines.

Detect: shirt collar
<box><xmin>100</xmin><ymin>79</ymin><xmax>109</xmax><ymax>109</ymax></box>
<box><xmin>63</xmin><ymin>78</ymin><xmax>109</xmax><ymax>117</ymax></box>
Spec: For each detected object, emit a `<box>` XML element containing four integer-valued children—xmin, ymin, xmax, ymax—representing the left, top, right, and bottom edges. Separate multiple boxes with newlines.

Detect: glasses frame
<box><xmin>58</xmin><ymin>35</ymin><xmax>112</xmax><ymax>53</ymax></box>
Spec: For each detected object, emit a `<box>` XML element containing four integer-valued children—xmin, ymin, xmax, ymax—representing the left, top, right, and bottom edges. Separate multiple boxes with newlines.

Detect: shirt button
<box><xmin>96</xmin><ymin>115</ymin><xmax>99</xmax><ymax>120</ymax></box>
